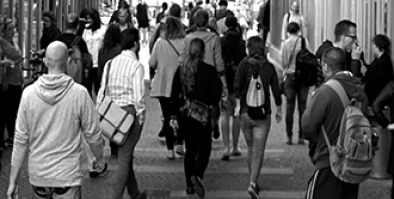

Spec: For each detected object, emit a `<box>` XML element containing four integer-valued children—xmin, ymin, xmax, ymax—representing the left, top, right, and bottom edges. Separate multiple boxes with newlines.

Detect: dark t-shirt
<box><xmin>56</xmin><ymin>33</ymin><xmax>89</xmax><ymax>54</ymax></box>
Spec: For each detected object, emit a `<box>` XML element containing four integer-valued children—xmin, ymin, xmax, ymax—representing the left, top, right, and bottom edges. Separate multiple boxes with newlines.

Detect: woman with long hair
<box><xmin>0</xmin><ymin>16</ymin><xmax>23</xmax><ymax>171</ymax></box>
<box><xmin>170</xmin><ymin>38</ymin><xmax>222</xmax><ymax>198</ymax></box>
<box><xmin>98</xmin><ymin>23</ymin><xmax>122</xmax><ymax>158</ymax></box>
<box><xmin>83</xmin><ymin>8</ymin><xmax>107</xmax><ymax>97</ymax></box>
<box><xmin>40</xmin><ymin>11</ymin><xmax>61</xmax><ymax>50</ymax></box>
<box><xmin>149</xmin><ymin>17</ymin><xmax>186</xmax><ymax>159</ymax></box>
<box><xmin>234</xmin><ymin>36</ymin><xmax>282</xmax><ymax>199</ymax></box>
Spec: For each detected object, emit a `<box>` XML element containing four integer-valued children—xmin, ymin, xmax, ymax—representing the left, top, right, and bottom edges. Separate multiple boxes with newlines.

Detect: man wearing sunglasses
<box><xmin>316</xmin><ymin>20</ymin><xmax>364</xmax><ymax>80</ymax></box>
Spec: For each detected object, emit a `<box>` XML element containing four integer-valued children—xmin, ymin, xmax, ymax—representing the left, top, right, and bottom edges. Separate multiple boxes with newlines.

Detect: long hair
<box><xmin>181</xmin><ymin>38</ymin><xmax>205</xmax><ymax>94</ymax></box>
<box><xmin>163</xmin><ymin>17</ymin><xmax>185</xmax><ymax>40</ymax></box>
<box><xmin>87</xmin><ymin>8</ymin><xmax>103</xmax><ymax>31</ymax></box>
<box><xmin>43</xmin><ymin>11</ymin><xmax>57</xmax><ymax>29</ymax></box>
<box><xmin>101</xmin><ymin>24</ymin><xmax>121</xmax><ymax>54</ymax></box>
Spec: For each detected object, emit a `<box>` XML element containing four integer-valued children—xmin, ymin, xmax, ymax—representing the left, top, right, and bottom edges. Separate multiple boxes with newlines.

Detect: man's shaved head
<box><xmin>322</xmin><ymin>47</ymin><xmax>346</xmax><ymax>73</ymax></box>
<box><xmin>45</xmin><ymin>41</ymin><xmax>68</xmax><ymax>72</ymax></box>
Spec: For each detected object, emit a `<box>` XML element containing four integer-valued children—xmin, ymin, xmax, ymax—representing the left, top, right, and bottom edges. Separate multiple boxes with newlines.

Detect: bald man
<box><xmin>7</xmin><ymin>41</ymin><xmax>106</xmax><ymax>199</ymax></box>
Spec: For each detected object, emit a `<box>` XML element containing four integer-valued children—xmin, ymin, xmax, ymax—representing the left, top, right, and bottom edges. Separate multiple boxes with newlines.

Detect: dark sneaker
<box><xmin>191</xmin><ymin>176</ymin><xmax>205</xmax><ymax>198</ymax></box>
<box><xmin>247</xmin><ymin>182</ymin><xmax>260</xmax><ymax>199</ymax></box>
<box><xmin>134</xmin><ymin>191</ymin><xmax>148</xmax><ymax>199</ymax></box>
<box><xmin>221</xmin><ymin>153</ymin><xmax>230</xmax><ymax>161</ymax></box>
<box><xmin>231</xmin><ymin>150</ymin><xmax>242</xmax><ymax>157</ymax></box>
<box><xmin>89</xmin><ymin>163</ymin><xmax>108</xmax><ymax>178</ymax></box>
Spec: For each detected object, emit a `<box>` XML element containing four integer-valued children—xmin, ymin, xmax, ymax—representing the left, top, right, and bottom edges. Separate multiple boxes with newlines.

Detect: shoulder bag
<box><xmin>97</xmin><ymin>60</ymin><xmax>135</xmax><ymax>145</ymax></box>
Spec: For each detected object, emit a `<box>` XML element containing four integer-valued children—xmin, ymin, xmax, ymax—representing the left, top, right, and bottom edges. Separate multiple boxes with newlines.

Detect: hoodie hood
<box><xmin>331</xmin><ymin>71</ymin><xmax>367</xmax><ymax>104</ymax></box>
<box><xmin>35</xmin><ymin>74</ymin><xmax>75</xmax><ymax>105</ymax></box>
<box><xmin>193</xmin><ymin>29</ymin><xmax>217</xmax><ymax>43</ymax></box>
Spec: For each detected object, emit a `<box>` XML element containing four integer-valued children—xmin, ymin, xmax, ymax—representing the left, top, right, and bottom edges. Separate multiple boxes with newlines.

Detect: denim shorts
<box><xmin>32</xmin><ymin>186</ymin><xmax>81</xmax><ymax>199</ymax></box>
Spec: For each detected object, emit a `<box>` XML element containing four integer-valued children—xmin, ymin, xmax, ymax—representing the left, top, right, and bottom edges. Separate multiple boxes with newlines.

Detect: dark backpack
<box><xmin>295</xmin><ymin>36</ymin><xmax>320</xmax><ymax>86</ymax></box>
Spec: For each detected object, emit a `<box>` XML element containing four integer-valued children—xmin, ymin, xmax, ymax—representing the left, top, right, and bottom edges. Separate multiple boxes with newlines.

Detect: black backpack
<box><xmin>295</xmin><ymin>36</ymin><xmax>320</xmax><ymax>86</ymax></box>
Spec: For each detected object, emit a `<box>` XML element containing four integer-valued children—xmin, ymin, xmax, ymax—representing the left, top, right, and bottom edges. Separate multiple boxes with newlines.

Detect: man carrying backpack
<box><xmin>302</xmin><ymin>47</ymin><xmax>369</xmax><ymax>199</ymax></box>
<box><xmin>220</xmin><ymin>16</ymin><xmax>247</xmax><ymax>161</ymax></box>
<box><xmin>57</xmin><ymin>14</ymin><xmax>92</xmax><ymax>85</ymax></box>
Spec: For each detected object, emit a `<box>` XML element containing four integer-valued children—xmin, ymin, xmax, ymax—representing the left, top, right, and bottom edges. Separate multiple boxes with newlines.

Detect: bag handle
<box><xmin>321</xmin><ymin>79</ymin><xmax>350</xmax><ymax>148</ymax></box>
<box><xmin>166</xmin><ymin>39</ymin><xmax>180</xmax><ymax>56</ymax></box>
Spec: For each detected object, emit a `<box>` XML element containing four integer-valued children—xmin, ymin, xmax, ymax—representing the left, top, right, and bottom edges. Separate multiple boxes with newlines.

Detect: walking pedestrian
<box><xmin>170</xmin><ymin>38</ymin><xmax>222</xmax><ymax>198</ymax></box>
<box><xmin>97</xmin><ymin>28</ymin><xmax>147</xmax><ymax>199</ymax></box>
<box><xmin>149</xmin><ymin>16</ymin><xmax>186</xmax><ymax>160</ymax></box>
<box><xmin>302</xmin><ymin>47</ymin><xmax>368</xmax><ymax>199</ymax></box>
<box><xmin>117</xmin><ymin>8</ymin><xmax>135</xmax><ymax>32</ymax></box>
<box><xmin>6</xmin><ymin>41</ymin><xmax>106</xmax><ymax>199</ymax></box>
<box><xmin>281</xmin><ymin>22</ymin><xmax>312</xmax><ymax>145</ymax></box>
<box><xmin>234</xmin><ymin>36</ymin><xmax>282</xmax><ymax>199</ymax></box>
<box><xmin>109</xmin><ymin>0</ymin><xmax>133</xmax><ymax>24</ymax></box>
<box><xmin>83</xmin><ymin>8</ymin><xmax>107</xmax><ymax>97</ymax></box>
<box><xmin>281</xmin><ymin>0</ymin><xmax>307</xmax><ymax>42</ymax></box>
<box><xmin>136</xmin><ymin>0</ymin><xmax>150</xmax><ymax>46</ymax></box>
<box><xmin>220</xmin><ymin>16</ymin><xmax>247</xmax><ymax>161</ymax></box>
<box><xmin>57</xmin><ymin>14</ymin><xmax>92</xmax><ymax>86</ymax></box>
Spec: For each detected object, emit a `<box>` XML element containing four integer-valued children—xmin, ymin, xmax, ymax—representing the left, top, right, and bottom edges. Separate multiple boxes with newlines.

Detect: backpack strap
<box><xmin>70</xmin><ymin>36</ymin><xmax>81</xmax><ymax>48</ymax></box>
<box><xmin>321</xmin><ymin>79</ymin><xmax>350</xmax><ymax>148</ymax></box>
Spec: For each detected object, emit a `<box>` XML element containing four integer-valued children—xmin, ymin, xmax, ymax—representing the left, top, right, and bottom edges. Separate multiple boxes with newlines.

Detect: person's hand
<box><xmin>387</xmin><ymin>123</ymin><xmax>394</xmax><ymax>130</ymax></box>
<box><xmin>234</xmin><ymin>104</ymin><xmax>241</xmax><ymax>117</ymax></box>
<box><xmin>138</xmin><ymin>113</ymin><xmax>145</xmax><ymax>125</ymax></box>
<box><xmin>7</xmin><ymin>183</ymin><xmax>18</xmax><ymax>199</ymax></box>
<box><xmin>276</xmin><ymin>112</ymin><xmax>282</xmax><ymax>123</ymax></box>
<box><xmin>222</xmin><ymin>87</ymin><xmax>229</xmax><ymax>101</ymax></box>
<box><xmin>1</xmin><ymin>60</ymin><xmax>12</xmax><ymax>68</ymax></box>
<box><xmin>170</xmin><ymin>119</ymin><xmax>179</xmax><ymax>129</ymax></box>
<box><xmin>351</xmin><ymin>45</ymin><xmax>362</xmax><ymax>60</ymax></box>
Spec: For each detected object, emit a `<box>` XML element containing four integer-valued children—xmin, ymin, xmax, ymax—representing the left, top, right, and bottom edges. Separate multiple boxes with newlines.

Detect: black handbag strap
<box><xmin>167</xmin><ymin>39</ymin><xmax>180</xmax><ymax>56</ymax></box>
<box><xmin>70</xmin><ymin>36</ymin><xmax>81</xmax><ymax>48</ymax></box>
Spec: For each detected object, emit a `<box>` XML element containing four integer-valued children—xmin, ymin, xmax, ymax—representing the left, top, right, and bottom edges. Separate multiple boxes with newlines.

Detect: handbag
<box><xmin>184</xmin><ymin>99</ymin><xmax>211</xmax><ymax>126</ymax></box>
<box><xmin>97</xmin><ymin>60</ymin><xmax>135</xmax><ymax>145</ymax></box>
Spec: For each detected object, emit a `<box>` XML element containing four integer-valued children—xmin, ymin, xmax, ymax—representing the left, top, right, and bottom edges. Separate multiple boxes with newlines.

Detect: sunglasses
<box><xmin>345</xmin><ymin>34</ymin><xmax>358</xmax><ymax>41</ymax></box>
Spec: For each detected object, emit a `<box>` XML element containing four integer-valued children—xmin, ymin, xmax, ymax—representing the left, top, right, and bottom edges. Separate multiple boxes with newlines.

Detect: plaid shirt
<box><xmin>97</xmin><ymin>50</ymin><xmax>145</xmax><ymax>117</ymax></box>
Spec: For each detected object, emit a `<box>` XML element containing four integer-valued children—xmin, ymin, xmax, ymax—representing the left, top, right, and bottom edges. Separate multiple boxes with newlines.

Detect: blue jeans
<box><xmin>112</xmin><ymin>105</ymin><xmax>143</xmax><ymax>199</ymax></box>
<box><xmin>240</xmin><ymin>114</ymin><xmax>271</xmax><ymax>184</ymax></box>
<box><xmin>284</xmin><ymin>73</ymin><xmax>309</xmax><ymax>138</ymax></box>
<box><xmin>32</xmin><ymin>186</ymin><xmax>81</xmax><ymax>199</ymax></box>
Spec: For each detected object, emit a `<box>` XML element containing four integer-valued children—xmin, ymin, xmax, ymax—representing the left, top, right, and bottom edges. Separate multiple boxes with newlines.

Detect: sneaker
<box><xmin>247</xmin><ymin>182</ymin><xmax>260</xmax><ymax>199</ymax></box>
<box><xmin>191</xmin><ymin>176</ymin><xmax>205</xmax><ymax>198</ymax></box>
<box><xmin>176</xmin><ymin>145</ymin><xmax>185</xmax><ymax>156</ymax></box>
<box><xmin>221</xmin><ymin>153</ymin><xmax>230</xmax><ymax>161</ymax></box>
<box><xmin>231</xmin><ymin>149</ymin><xmax>242</xmax><ymax>157</ymax></box>
<box><xmin>285</xmin><ymin>136</ymin><xmax>293</xmax><ymax>145</ymax></box>
<box><xmin>167</xmin><ymin>150</ymin><xmax>175</xmax><ymax>160</ymax></box>
<box><xmin>89</xmin><ymin>163</ymin><xmax>108</xmax><ymax>178</ymax></box>
<box><xmin>134</xmin><ymin>191</ymin><xmax>148</xmax><ymax>199</ymax></box>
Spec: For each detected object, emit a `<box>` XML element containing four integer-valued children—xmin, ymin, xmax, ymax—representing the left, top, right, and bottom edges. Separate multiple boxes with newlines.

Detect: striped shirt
<box><xmin>96</xmin><ymin>50</ymin><xmax>146</xmax><ymax>117</ymax></box>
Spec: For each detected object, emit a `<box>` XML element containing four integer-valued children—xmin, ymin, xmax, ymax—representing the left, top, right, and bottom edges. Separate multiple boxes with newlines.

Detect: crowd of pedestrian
<box><xmin>0</xmin><ymin>0</ymin><xmax>393</xmax><ymax>199</ymax></box>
